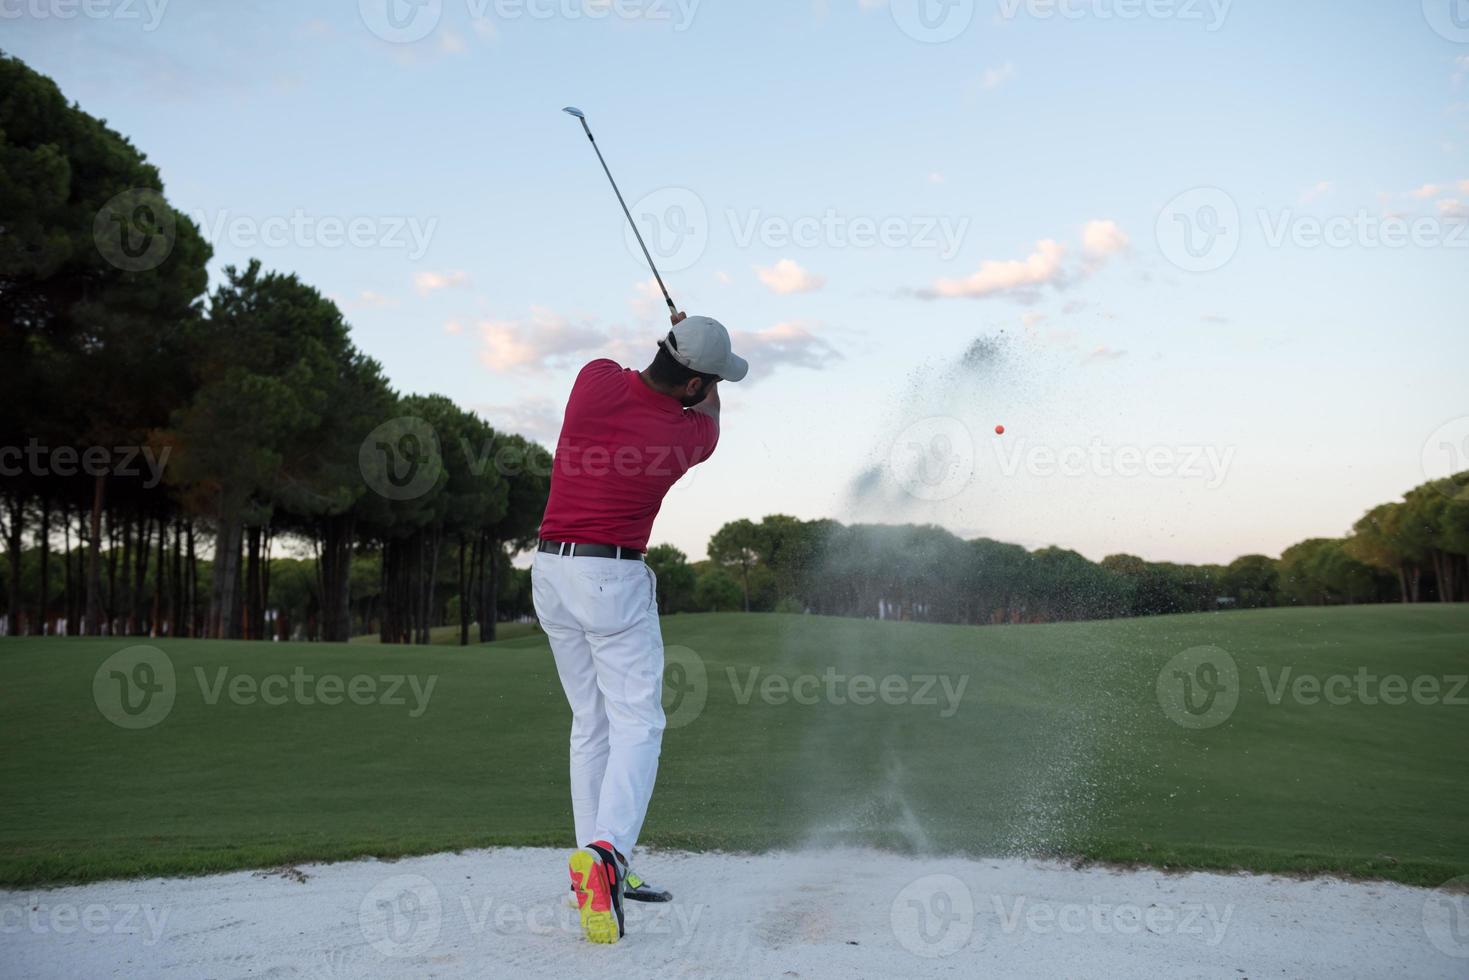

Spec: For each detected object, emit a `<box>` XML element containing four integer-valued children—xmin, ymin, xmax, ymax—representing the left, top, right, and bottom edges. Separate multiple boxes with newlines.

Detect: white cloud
<box><xmin>756</xmin><ymin>258</ymin><xmax>826</xmax><ymax>295</ymax></box>
<box><xmin>333</xmin><ymin>290</ymin><xmax>397</xmax><ymax>312</ymax></box>
<box><xmin>1438</xmin><ymin>198</ymin><xmax>1468</xmax><ymax>220</ymax></box>
<box><xmin>919</xmin><ymin>220</ymin><xmax>1128</xmax><ymax>301</ymax></box>
<box><xmin>444</xmin><ymin>320</ymin><xmax>464</xmax><ymax>335</ymax></box>
<box><xmin>1022</xmin><ymin>312</ymin><xmax>1046</xmax><ymax>328</ymax></box>
<box><xmin>981</xmin><ymin>62</ymin><xmax>1015</xmax><ymax>90</ymax></box>
<box><xmin>730</xmin><ymin>321</ymin><xmax>842</xmax><ymax>375</ymax></box>
<box><xmin>1082</xmin><ymin>219</ymin><xmax>1130</xmax><ymax>260</ymax></box>
<box><xmin>928</xmin><ymin>239</ymin><xmax>1067</xmax><ymax>300</ymax></box>
<box><xmin>715</xmin><ymin>270</ymin><xmax>733</xmax><ymax>285</ymax></box>
<box><xmin>928</xmin><ymin>172</ymin><xmax>946</xmax><ymax>184</ymax></box>
<box><xmin>475</xmin><ymin>308</ymin><xmax>608</xmax><ymax>372</ymax></box>
<box><xmin>472</xmin><ymin>397</ymin><xmax>562</xmax><ymax>445</ymax></box>
<box><xmin>1396</xmin><ymin>180</ymin><xmax>1469</xmax><ymax>205</ymax></box>
<box><xmin>415</xmin><ymin>270</ymin><xmax>471</xmax><ymax>294</ymax></box>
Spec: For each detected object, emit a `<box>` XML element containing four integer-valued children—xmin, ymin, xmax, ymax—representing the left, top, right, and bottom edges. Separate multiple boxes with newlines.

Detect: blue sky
<box><xmin>8</xmin><ymin>0</ymin><xmax>1468</xmax><ymax>563</ymax></box>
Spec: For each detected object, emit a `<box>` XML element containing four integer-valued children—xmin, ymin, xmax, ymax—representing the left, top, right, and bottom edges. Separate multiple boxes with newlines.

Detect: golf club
<box><xmin>563</xmin><ymin>106</ymin><xmax>678</xmax><ymax>318</ymax></box>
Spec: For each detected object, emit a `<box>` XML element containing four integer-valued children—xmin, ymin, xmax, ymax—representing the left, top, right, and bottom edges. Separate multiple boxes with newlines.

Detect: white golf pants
<box><xmin>531</xmin><ymin>551</ymin><xmax>665</xmax><ymax>857</ymax></box>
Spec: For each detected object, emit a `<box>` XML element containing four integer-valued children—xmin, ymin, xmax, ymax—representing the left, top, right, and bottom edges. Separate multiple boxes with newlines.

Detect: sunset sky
<box><xmin>9</xmin><ymin>0</ymin><xmax>1467</xmax><ymax>562</ymax></box>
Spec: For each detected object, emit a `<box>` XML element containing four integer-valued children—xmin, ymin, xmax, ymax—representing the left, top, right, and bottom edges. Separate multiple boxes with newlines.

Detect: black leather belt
<box><xmin>538</xmin><ymin>540</ymin><xmax>644</xmax><ymax>561</ymax></box>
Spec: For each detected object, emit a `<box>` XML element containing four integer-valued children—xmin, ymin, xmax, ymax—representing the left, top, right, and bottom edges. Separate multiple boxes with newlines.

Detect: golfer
<box><xmin>532</xmin><ymin>311</ymin><xmax>748</xmax><ymax>944</ymax></box>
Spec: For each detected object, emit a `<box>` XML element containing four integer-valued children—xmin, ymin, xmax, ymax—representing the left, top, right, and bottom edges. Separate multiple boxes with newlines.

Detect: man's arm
<box><xmin>691</xmin><ymin>379</ymin><xmax>720</xmax><ymax>422</ymax></box>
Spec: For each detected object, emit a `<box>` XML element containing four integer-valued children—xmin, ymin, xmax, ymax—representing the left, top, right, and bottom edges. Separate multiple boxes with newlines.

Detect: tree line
<box><xmin>0</xmin><ymin>53</ymin><xmax>549</xmax><ymax>643</ymax></box>
<box><xmin>650</xmin><ymin>472</ymin><xmax>1468</xmax><ymax>624</ymax></box>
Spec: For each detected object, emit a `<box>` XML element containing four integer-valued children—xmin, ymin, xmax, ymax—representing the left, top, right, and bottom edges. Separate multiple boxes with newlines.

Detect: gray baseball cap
<box><xmin>660</xmin><ymin>316</ymin><xmax>749</xmax><ymax>382</ymax></box>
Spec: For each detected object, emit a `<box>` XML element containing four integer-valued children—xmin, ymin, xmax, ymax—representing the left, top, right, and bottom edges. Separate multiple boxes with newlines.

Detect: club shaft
<box><xmin>578</xmin><ymin>119</ymin><xmax>678</xmax><ymax>315</ymax></box>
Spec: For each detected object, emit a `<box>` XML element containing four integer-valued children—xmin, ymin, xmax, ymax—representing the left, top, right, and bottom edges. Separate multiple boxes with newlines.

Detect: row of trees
<box><xmin>0</xmin><ymin>53</ymin><xmax>549</xmax><ymax>643</ymax></box>
<box><xmin>653</xmin><ymin>473</ymin><xmax>1467</xmax><ymax>625</ymax></box>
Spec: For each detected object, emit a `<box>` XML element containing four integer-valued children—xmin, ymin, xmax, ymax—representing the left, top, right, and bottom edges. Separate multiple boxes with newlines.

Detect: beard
<box><xmin>679</xmin><ymin>383</ymin><xmax>711</xmax><ymax>408</ymax></box>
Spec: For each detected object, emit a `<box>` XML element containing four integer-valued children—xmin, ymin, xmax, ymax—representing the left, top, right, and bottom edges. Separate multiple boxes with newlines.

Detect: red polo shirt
<box><xmin>539</xmin><ymin>359</ymin><xmax>719</xmax><ymax>552</ymax></box>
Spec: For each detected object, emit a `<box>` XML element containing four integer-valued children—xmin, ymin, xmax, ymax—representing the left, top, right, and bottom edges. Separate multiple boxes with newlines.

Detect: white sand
<box><xmin>2</xmin><ymin>848</ymin><xmax>1463</xmax><ymax>979</ymax></box>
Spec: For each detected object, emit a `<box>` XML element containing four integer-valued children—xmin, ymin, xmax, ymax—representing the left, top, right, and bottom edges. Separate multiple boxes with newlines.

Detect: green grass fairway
<box><xmin>1</xmin><ymin>606</ymin><xmax>1465</xmax><ymax>887</ymax></box>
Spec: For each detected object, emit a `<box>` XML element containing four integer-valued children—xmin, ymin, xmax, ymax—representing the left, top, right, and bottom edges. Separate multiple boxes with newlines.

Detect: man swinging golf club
<box><xmin>541</xmin><ymin>107</ymin><xmax>748</xmax><ymax>943</ymax></box>
<box><xmin>532</xmin><ymin>310</ymin><xmax>748</xmax><ymax>944</ymax></box>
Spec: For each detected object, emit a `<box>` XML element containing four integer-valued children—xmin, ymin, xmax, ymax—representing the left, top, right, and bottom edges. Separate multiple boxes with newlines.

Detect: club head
<box><xmin>562</xmin><ymin>106</ymin><xmax>585</xmax><ymax>119</ymax></box>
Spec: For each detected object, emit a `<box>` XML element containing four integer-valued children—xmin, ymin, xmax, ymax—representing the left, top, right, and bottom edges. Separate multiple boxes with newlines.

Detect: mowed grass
<box><xmin>0</xmin><ymin>606</ymin><xmax>1465</xmax><ymax>887</ymax></box>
